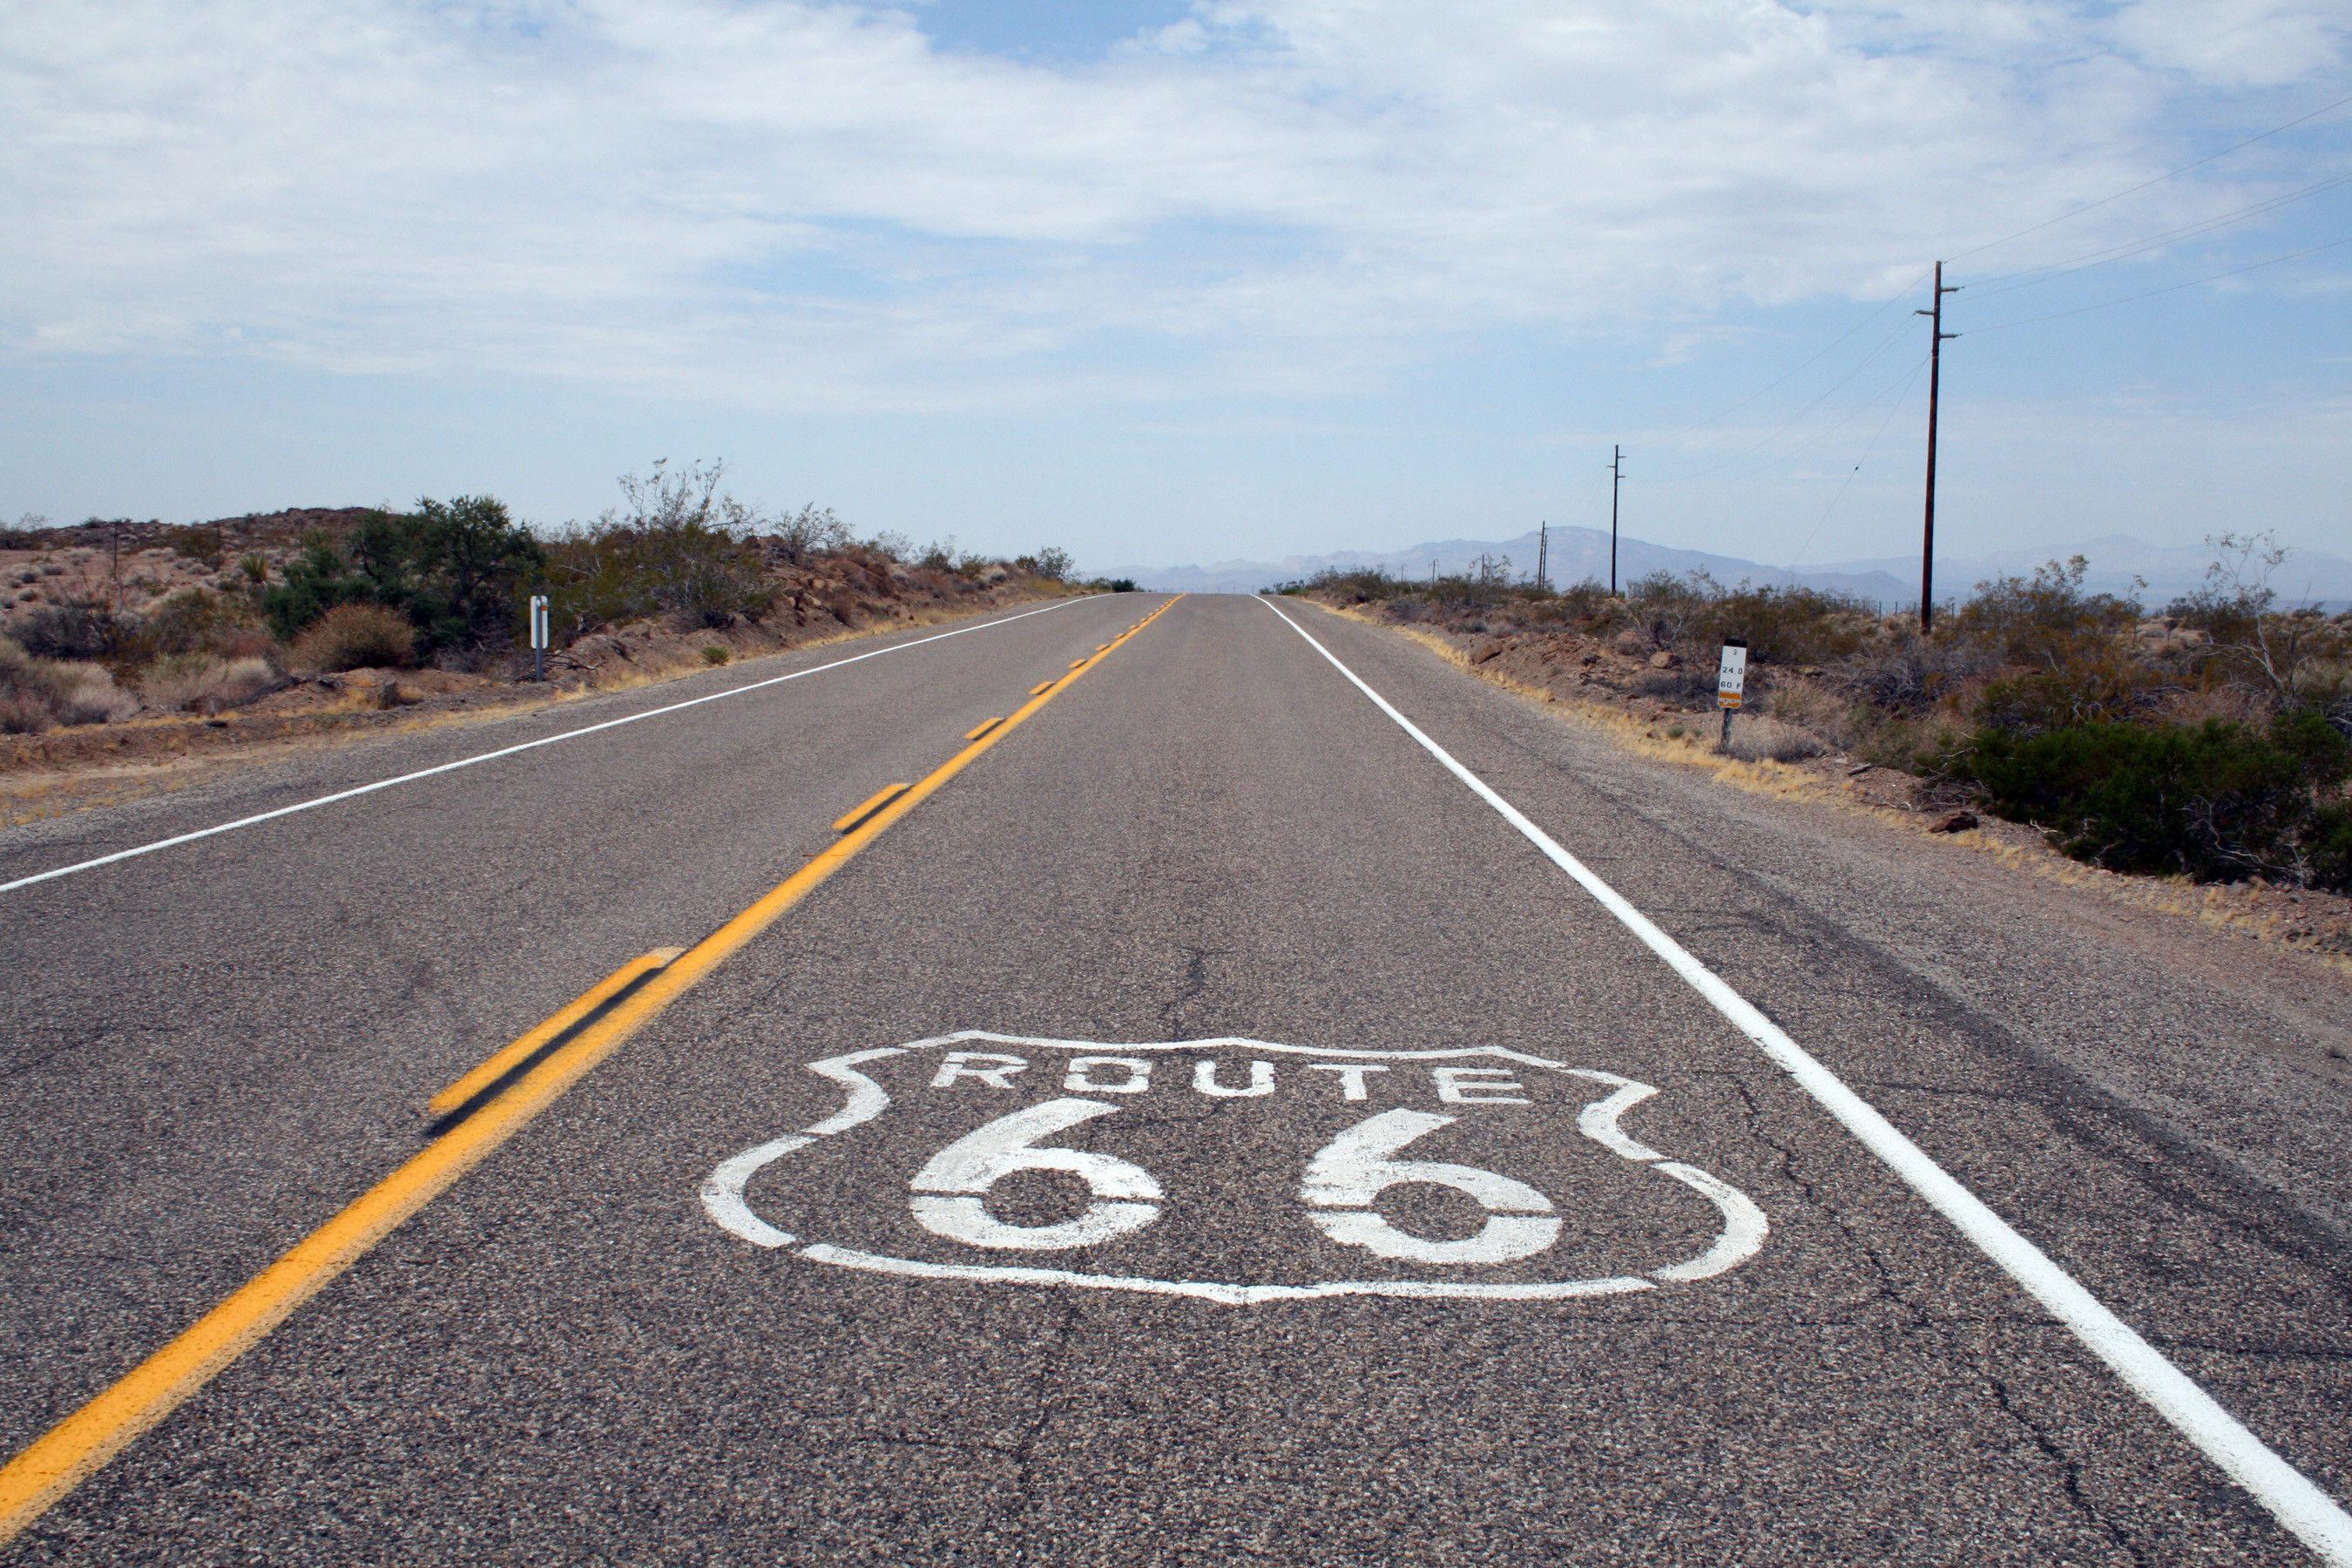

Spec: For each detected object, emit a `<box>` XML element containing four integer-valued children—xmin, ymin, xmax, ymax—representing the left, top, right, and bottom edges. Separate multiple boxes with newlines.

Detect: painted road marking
<box><xmin>1030</xmin><ymin>680</ymin><xmax>1056</xmax><ymax>696</ymax></box>
<box><xmin>701</xmin><ymin>1031</ymin><xmax>1767</xmax><ymax>1304</ymax></box>
<box><xmin>0</xmin><ymin>597</ymin><xmax>1184</xmax><ymax>1548</ymax></box>
<box><xmin>963</xmin><ymin>718</ymin><xmax>1004</xmax><ymax>741</ymax></box>
<box><xmin>0</xmin><ymin>595</ymin><xmax>1105</xmax><ymax>897</ymax></box>
<box><xmin>1255</xmin><ymin>594</ymin><xmax>2352</xmax><ymax>1566</ymax></box>
<box><xmin>427</xmin><ymin>947</ymin><xmax>681</xmax><ymax>1118</ymax></box>
<box><xmin>832</xmin><ymin>783</ymin><xmax>912</xmax><ymax>834</ymax></box>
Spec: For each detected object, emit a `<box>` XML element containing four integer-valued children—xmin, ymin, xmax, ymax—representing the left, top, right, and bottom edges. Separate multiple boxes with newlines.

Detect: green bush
<box><xmin>544</xmin><ymin>462</ymin><xmax>775</xmax><ymax>634</ymax></box>
<box><xmin>261</xmin><ymin>500</ymin><xmax>543</xmax><ymax>649</ymax></box>
<box><xmin>1941</xmin><ymin>712</ymin><xmax>2352</xmax><ymax>887</ymax></box>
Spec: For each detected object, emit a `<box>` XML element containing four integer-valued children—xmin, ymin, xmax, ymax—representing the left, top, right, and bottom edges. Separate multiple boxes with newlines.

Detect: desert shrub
<box><xmin>240</xmin><ymin>552</ymin><xmax>270</xmax><ymax>584</ymax></box>
<box><xmin>0</xmin><ymin>635</ymin><xmax>139</xmax><ymax>730</ymax></box>
<box><xmin>1973</xmin><ymin>647</ymin><xmax>2168</xmax><ymax>736</ymax></box>
<box><xmin>1941</xmin><ymin>712</ymin><xmax>2351</xmax><ymax>885</ymax></box>
<box><xmin>1024</xmin><ymin>547</ymin><xmax>1075</xmax><ymax>581</ymax></box>
<box><xmin>143</xmin><ymin>587</ymin><xmax>257</xmax><ymax>658</ymax></box>
<box><xmin>1949</xmin><ymin>556</ymin><xmax>2139</xmax><ymax>668</ymax></box>
<box><xmin>165</xmin><ymin>524</ymin><xmax>226</xmax><ymax>570</ymax></box>
<box><xmin>701</xmin><ymin>645</ymin><xmax>729</xmax><ymax>666</ymax></box>
<box><xmin>8</xmin><ymin>597</ymin><xmax>132</xmax><ymax>661</ymax></box>
<box><xmin>1624</xmin><ymin>571</ymin><xmax>1718</xmax><ymax>649</ymax></box>
<box><xmin>862</xmin><ymin>530</ymin><xmax>912</xmax><ymax>563</ymax></box>
<box><xmin>1275</xmin><ymin>566</ymin><xmax>1414</xmax><ymax>602</ymax></box>
<box><xmin>261</xmin><ymin>531</ymin><xmax>374</xmax><ymax>638</ymax></box>
<box><xmin>546</xmin><ymin>461</ymin><xmax>775</xmax><ymax>634</ymax></box>
<box><xmin>289</xmin><ymin>603</ymin><xmax>416</xmax><ymax>672</ymax></box>
<box><xmin>2311</xmin><ymin>806</ymin><xmax>2352</xmax><ymax>892</ymax></box>
<box><xmin>773</xmin><ymin>504</ymin><xmax>850</xmax><ymax>565</ymax></box>
<box><xmin>262</xmin><ymin>501</ymin><xmax>543</xmax><ymax>648</ymax></box>
<box><xmin>1105</xmin><ymin>578</ymin><xmax>1139</xmax><ymax>593</ymax></box>
<box><xmin>139</xmin><ymin>653</ymin><xmax>279</xmax><ymax>713</ymax></box>
<box><xmin>1689</xmin><ymin>584</ymin><xmax>1873</xmax><ymax>666</ymax></box>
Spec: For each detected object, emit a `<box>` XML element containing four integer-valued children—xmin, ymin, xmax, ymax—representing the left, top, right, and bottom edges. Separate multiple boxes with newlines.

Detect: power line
<box><xmin>1780</xmin><ymin>355</ymin><xmax>1931</xmax><ymax>582</ymax></box>
<box><xmin>1673</xmin><ymin>314</ymin><xmax>1918</xmax><ymax>483</ymax></box>
<box><xmin>1656</xmin><ymin>265</ymin><xmax>1935</xmax><ymax>447</ymax></box>
<box><xmin>1946</xmin><ymin>91</ymin><xmax>2352</xmax><ymax>266</ymax></box>
<box><xmin>1970</xmin><ymin>232</ymin><xmax>2352</xmax><ymax>333</ymax></box>
<box><xmin>1963</xmin><ymin>169</ymin><xmax>2352</xmax><ymax>296</ymax></box>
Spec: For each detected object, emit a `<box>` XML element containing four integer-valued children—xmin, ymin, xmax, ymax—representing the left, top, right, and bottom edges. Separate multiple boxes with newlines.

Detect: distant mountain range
<box><xmin>1101</xmin><ymin>527</ymin><xmax>2352</xmax><ymax>609</ymax></box>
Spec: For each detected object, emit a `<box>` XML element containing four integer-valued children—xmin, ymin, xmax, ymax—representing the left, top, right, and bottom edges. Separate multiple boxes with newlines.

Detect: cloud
<box><xmin>0</xmin><ymin>0</ymin><xmax>2342</xmax><ymax>409</ymax></box>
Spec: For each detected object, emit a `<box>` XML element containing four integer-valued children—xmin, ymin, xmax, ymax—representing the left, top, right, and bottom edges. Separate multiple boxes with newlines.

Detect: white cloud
<box><xmin>0</xmin><ymin>0</ymin><xmax>2342</xmax><ymax>408</ymax></box>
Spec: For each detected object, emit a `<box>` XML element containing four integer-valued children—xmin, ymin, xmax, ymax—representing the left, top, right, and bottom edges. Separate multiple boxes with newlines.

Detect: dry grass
<box><xmin>139</xmin><ymin>653</ymin><xmax>280</xmax><ymax>714</ymax></box>
<box><xmin>288</xmin><ymin>604</ymin><xmax>416</xmax><ymax>672</ymax></box>
<box><xmin>1722</xmin><ymin>714</ymin><xmax>1825</xmax><ymax>763</ymax></box>
<box><xmin>0</xmin><ymin>636</ymin><xmax>140</xmax><ymax>732</ymax></box>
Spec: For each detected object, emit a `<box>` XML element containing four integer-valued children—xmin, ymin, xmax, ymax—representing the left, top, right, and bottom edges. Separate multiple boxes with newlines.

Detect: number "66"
<box><xmin>909</xmin><ymin>1097</ymin><xmax>1559</xmax><ymax>1267</ymax></box>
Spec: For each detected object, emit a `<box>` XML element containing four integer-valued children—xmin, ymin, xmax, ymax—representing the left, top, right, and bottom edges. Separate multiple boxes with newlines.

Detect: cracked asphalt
<box><xmin>3</xmin><ymin>591</ymin><xmax>2350</xmax><ymax>1563</ymax></box>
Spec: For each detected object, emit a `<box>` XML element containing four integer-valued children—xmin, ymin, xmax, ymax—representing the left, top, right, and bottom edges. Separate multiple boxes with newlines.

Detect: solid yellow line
<box><xmin>830</xmin><ymin>782</ymin><xmax>911</xmax><ymax>834</ymax></box>
<box><xmin>963</xmin><ymin>717</ymin><xmax>1004</xmax><ymax>741</ymax></box>
<box><xmin>0</xmin><ymin>593</ymin><xmax>1181</xmax><ymax>1550</ymax></box>
<box><xmin>426</xmin><ymin>949</ymin><xmax>681</xmax><ymax>1117</ymax></box>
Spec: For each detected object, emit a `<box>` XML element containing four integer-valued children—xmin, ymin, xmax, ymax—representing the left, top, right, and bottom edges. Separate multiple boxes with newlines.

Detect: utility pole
<box><xmin>1608</xmin><ymin>445</ymin><xmax>1624</xmax><ymax>596</ymax></box>
<box><xmin>1916</xmin><ymin>261</ymin><xmax>1959</xmax><ymax>633</ymax></box>
<box><xmin>1536</xmin><ymin>522</ymin><xmax>1549</xmax><ymax>593</ymax></box>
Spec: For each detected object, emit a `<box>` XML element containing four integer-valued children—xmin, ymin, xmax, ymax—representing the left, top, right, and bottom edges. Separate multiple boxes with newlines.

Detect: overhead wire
<box><xmin>1962</xmin><ymin>169</ymin><xmax>2352</xmax><ymax>297</ymax></box>
<box><xmin>1943</xmin><ymin>91</ymin><xmax>2352</xmax><ymax>267</ymax></box>
<box><xmin>1969</xmin><ymin>232</ymin><xmax>2352</xmax><ymax>333</ymax></box>
<box><xmin>1780</xmin><ymin>355</ymin><xmax>1932</xmax><ymax>583</ymax></box>
<box><xmin>1672</xmin><ymin>314</ymin><xmax>1918</xmax><ymax>483</ymax></box>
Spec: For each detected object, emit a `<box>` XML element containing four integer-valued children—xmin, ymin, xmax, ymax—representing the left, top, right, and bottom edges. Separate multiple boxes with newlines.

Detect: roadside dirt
<box><xmin>1</xmin><ymin>585</ymin><xmax>1077</xmax><ymax>828</ymax></box>
<box><xmin>1309</xmin><ymin>595</ymin><xmax>2352</xmax><ymax>979</ymax></box>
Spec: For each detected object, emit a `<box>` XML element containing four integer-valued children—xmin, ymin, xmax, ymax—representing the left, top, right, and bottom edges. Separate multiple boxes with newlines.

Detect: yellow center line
<box><xmin>426</xmin><ymin>947</ymin><xmax>681</xmax><ymax>1118</ymax></box>
<box><xmin>830</xmin><ymin>782</ymin><xmax>912</xmax><ymax>834</ymax></box>
<box><xmin>0</xmin><ymin>594</ymin><xmax>1183</xmax><ymax>1548</ymax></box>
<box><xmin>963</xmin><ymin>717</ymin><xmax>1004</xmax><ymax>742</ymax></box>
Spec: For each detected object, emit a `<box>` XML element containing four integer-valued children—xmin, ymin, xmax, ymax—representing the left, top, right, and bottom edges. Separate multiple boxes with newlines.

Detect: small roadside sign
<box><xmin>529</xmin><ymin>595</ymin><xmax>551</xmax><ymax>681</ymax></box>
<box><xmin>1716</xmin><ymin>640</ymin><xmax>1747</xmax><ymax>711</ymax></box>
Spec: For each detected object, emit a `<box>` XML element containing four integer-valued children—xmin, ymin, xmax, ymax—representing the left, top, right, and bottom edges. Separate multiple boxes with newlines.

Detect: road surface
<box><xmin>3</xmin><ymin>591</ymin><xmax>2350</xmax><ymax>1564</ymax></box>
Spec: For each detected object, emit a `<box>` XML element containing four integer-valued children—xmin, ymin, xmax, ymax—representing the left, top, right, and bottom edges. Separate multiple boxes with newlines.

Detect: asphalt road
<box><xmin>3</xmin><ymin>590</ymin><xmax>2350</xmax><ymax>1564</ymax></box>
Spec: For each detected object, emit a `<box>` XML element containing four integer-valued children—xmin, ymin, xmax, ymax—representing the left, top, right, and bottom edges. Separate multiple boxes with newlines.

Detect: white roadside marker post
<box><xmin>529</xmin><ymin>594</ymin><xmax>550</xmax><ymax>683</ymax></box>
<box><xmin>1716</xmin><ymin>638</ymin><xmax>1747</xmax><ymax>753</ymax></box>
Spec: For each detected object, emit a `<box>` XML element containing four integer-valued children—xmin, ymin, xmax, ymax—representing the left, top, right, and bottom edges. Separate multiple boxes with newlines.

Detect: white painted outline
<box><xmin>700</xmin><ymin>1029</ymin><xmax>1768</xmax><ymax>1305</ymax></box>
<box><xmin>0</xmin><ymin>596</ymin><xmax>1100</xmax><ymax>896</ymax></box>
<box><xmin>1255</xmin><ymin>594</ymin><xmax>2352</xmax><ymax>1565</ymax></box>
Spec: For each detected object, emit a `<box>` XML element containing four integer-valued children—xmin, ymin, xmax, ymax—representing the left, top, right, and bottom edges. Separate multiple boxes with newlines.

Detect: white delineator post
<box><xmin>529</xmin><ymin>594</ymin><xmax>550</xmax><ymax>682</ymax></box>
<box><xmin>1716</xmin><ymin>639</ymin><xmax>1747</xmax><ymax>752</ymax></box>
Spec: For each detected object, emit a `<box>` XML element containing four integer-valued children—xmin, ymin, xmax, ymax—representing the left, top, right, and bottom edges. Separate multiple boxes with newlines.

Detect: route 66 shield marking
<box><xmin>700</xmin><ymin>1031</ymin><xmax>1767</xmax><ymax>1305</ymax></box>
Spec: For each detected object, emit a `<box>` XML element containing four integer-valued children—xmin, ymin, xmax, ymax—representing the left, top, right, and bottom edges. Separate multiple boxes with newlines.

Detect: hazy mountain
<box><xmin>1104</xmin><ymin>526</ymin><xmax>2352</xmax><ymax>608</ymax></box>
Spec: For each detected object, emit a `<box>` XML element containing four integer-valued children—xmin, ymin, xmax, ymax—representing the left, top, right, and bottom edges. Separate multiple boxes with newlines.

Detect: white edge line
<box><xmin>1254</xmin><ymin>594</ymin><xmax>2352</xmax><ymax>1567</ymax></box>
<box><xmin>0</xmin><ymin>596</ymin><xmax>1102</xmax><ymax>896</ymax></box>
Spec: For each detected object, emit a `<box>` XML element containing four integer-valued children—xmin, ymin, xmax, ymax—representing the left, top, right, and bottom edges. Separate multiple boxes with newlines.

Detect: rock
<box><xmin>1611</xmin><ymin>631</ymin><xmax>1646</xmax><ymax>656</ymax></box>
<box><xmin>1647</xmin><ymin>650</ymin><xmax>1680</xmax><ymax>669</ymax></box>
<box><xmin>1929</xmin><ymin>809</ymin><xmax>1978</xmax><ymax>834</ymax></box>
<box><xmin>1578</xmin><ymin>652</ymin><xmax>1600</xmax><ymax>666</ymax></box>
<box><xmin>977</xmin><ymin>564</ymin><xmax>1010</xmax><ymax>585</ymax></box>
<box><xmin>1845</xmin><ymin>762</ymin><xmax>1875</xmax><ymax>776</ymax></box>
<box><xmin>1470</xmin><ymin>639</ymin><xmax>1507</xmax><ymax>664</ymax></box>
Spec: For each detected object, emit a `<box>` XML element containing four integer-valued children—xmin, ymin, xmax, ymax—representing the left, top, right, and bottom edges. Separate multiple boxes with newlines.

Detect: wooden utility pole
<box><xmin>1916</xmin><ymin>262</ymin><xmax>1959</xmax><ymax>632</ymax></box>
<box><xmin>1536</xmin><ymin>522</ymin><xmax>1549</xmax><ymax>592</ymax></box>
<box><xmin>1608</xmin><ymin>445</ymin><xmax>1624</xmax><ymax>596</ymax></box>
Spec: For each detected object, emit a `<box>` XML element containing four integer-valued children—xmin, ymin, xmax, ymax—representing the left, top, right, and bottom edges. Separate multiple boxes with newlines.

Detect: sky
<box><xmin>1</xmin><ymin>0</ymin><xmax>2347</xmax><ymax>578</ymax></box>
